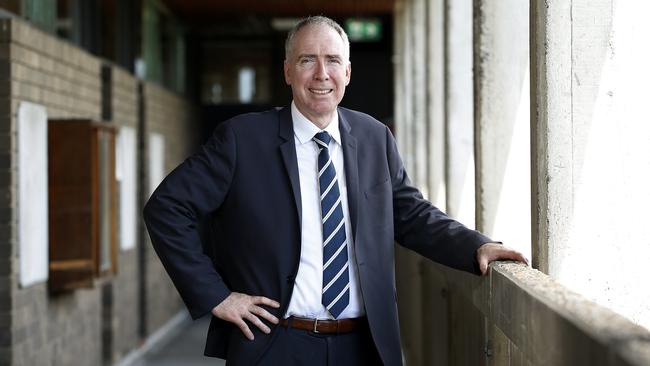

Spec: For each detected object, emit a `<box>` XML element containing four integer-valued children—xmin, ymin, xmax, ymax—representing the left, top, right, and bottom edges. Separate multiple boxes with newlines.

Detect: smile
<box><xmin>309</xmin><ymin>88</ymin><xmax>333</xmax><ymax>95</ymax></box>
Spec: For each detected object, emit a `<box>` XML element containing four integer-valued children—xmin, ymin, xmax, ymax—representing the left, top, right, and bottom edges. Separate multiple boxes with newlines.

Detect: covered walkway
<box><xmin>124</xmin><ymin>316</ymin><xmax>219</xmax><ymax>366</ymax></box>
<box><xmin>0</xmin><ymin>0</ymin><xmax>649</xmax><ymax>365</ymax></box>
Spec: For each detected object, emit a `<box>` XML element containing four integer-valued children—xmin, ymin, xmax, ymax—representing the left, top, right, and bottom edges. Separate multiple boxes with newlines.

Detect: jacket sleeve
<box><xmin>385</xmin><ymin>126</ymin><xmax>492</xmax><ymax>275</ymax></box>
<box><xmin>143</xmin><ymin>122</ymin><xmax>236</xmax><ymax>319</ymax></box>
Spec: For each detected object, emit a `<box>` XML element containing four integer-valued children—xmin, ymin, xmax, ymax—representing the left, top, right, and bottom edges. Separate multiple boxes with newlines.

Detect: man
<box><xmin>144</xmin><ymin>16</ymin><xmax>527</xmax><ymax>366</ymax></box>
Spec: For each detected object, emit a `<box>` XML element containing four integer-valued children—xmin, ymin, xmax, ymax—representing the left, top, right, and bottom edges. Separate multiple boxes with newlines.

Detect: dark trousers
<box><xmin>255</xmin><ymin>320</ymin><xmax>384</xmax><ymax>366</ymax></box>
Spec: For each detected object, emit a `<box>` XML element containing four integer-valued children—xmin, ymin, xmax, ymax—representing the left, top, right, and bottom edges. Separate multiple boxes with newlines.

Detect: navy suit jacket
<box><xmin>143</xmin><ymin>106</ymin><xmax>491</xmax><ymax>365</ymax></box>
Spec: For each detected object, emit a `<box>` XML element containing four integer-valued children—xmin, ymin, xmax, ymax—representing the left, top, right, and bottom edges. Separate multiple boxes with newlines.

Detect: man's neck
<box><xmin>308</xmin><ymin>116</ymin><xmax>333</xmax><ymax>130</ymax></box>
<box><xmin>294</xmin><ymin>105</ymin><xmax>336</xmax><ymax>130</ymax></box>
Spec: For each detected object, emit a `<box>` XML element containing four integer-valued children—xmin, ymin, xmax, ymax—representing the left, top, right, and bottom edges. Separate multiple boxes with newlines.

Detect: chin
<box><xmin>314</xmin><ymin>100</ymin><xmax>338</xmax><ymax>110</ymax></box>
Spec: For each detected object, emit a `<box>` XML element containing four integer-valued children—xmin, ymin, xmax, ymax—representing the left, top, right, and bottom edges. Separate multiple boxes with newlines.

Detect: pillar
<box><xmin>532</xmin><ymin>0</ymin><xmax>650</xmax><ymax>331</ymax></box>
<box><xmin>445</xmin><ymin>0</ymin><xmax>475</xmax><ymax>227</ymax></box>
<box><xmin>474</xmin><ymin>0</ymin><xmax>531</xmax><ymax>258</ymax></box>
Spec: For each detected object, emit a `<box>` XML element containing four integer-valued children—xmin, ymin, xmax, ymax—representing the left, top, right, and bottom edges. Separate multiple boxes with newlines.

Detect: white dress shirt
<box><xmin>284</xmin><ymin>101</ymin><xmax>365</xmax><ymax>319</ymax></box>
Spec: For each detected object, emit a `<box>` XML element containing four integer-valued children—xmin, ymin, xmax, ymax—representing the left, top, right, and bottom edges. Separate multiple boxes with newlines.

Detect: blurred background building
<box><xmin>0</xmin><ymin>0</ymin><xmax>648</xmax><ymax>365</ymax></box>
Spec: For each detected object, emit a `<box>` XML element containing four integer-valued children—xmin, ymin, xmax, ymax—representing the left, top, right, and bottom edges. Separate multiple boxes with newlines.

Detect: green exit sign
<box><xmin>345</xmin><ymin>19</ymin><xmax>382</xmax><ymax>42</ymax></box>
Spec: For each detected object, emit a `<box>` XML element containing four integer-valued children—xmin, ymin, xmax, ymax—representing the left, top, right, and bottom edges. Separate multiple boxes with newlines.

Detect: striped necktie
<box><xmin>313</xmin><ymin>131</ymin><xmax>350</xmax><ymax>319</ymax></box>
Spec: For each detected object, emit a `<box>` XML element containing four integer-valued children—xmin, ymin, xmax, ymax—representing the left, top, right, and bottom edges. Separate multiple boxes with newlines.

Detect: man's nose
<box><xmin>314</xmin><ymin>60</ymin><xmax>329</xmax><ymax>80</ymax></box>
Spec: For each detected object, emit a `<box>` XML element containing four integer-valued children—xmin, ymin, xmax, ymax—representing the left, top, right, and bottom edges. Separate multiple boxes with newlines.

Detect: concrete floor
<box><xmin>134</xmin><ymin>316</ymin><xmax>225</xmax><ymax>366</ymax></box>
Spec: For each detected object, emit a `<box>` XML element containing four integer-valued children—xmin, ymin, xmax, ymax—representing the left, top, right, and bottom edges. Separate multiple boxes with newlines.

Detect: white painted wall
<box><xmin>17</xmin><ymin>102</ymin><xmax>49</xmax><ymax>288</ymax></box>
<box><xmin>149</xmin><ymin>133</ymin><xmax>166</xmax><ymax>196</ymax></box>
<box><xmin>117</xmin><ymin>126</ymin><xmax>137</xmax><ymax>251</ymax></box>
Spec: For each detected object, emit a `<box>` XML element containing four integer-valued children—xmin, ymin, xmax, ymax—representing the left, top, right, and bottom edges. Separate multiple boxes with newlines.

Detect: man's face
<box><xmin>284</xmin><ymin>24</ymin><xmax>351</xmax><ymax>127</ymax></box>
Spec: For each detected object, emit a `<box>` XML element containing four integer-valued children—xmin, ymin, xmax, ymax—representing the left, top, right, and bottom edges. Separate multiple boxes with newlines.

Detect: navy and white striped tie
<box><xmin>313</xmin><ymin>131</ymin><xmax>349</xmax><ymax>319</ymax></box>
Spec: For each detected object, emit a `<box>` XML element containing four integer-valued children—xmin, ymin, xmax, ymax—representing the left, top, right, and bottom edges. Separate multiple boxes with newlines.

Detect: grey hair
<box><xmin>284</xmin><ymin>16</ymin><xmax>350</xmax><ymax>62</ymax></box>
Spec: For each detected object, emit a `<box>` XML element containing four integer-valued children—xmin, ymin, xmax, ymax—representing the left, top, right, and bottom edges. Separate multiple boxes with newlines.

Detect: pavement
<box><xmin>132</xmin><ymin>316</ymin><xmax>225</xmax><ymax>366</ymax></box>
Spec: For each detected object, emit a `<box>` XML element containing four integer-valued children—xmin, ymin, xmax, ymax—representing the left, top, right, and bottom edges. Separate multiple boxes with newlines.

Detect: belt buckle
<box><xmin>312</xmin><ymin>319</ymin><xmax>320</xmax><ymax>333</ymax></box>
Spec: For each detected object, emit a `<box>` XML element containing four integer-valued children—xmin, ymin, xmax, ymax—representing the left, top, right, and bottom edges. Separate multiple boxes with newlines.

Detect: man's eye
<box><xmin>300</xmin><ymin>59</ymin><xmax>314</xmax><ymax>64</ymax></box>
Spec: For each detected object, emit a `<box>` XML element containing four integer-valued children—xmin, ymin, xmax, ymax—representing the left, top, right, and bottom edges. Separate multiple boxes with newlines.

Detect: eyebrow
<box><xmin>297</xmin><ymin>54</ymin><xmax>343</xmax><ymax>61</ymax></box>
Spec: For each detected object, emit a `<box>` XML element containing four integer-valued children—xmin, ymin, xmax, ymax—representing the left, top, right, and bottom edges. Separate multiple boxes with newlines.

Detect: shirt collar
<box><xmin>291</xmin><ymin>101</ymin><xmax>342</xmax><ymax>146</ymax></box>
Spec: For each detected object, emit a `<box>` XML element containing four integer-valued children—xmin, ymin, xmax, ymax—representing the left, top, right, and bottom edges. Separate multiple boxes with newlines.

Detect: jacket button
<box><xmin>286</xmin><ymin>275</ymin><xmax>294</xmax><ymax>284</ymax></box>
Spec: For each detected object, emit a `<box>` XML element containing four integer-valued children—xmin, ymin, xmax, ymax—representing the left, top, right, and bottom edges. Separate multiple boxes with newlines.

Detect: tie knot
<box><xmin>313</xmin><ymin>131</ymin><xmax>332</xmax><ymax>149</ymax></box>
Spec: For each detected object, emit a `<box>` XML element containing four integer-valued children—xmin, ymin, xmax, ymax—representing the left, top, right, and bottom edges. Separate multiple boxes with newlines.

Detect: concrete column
<box><xmin>474</xmin><ymin>0</ymin><xmax>531</xmax><ymax>258</ymax></box>
<box><xmin>393</xmin><ymin>2</ymin><xmax>425</xmax><ymax>366</ymax></box>
<box><xmin>394</xmin><ymin>2</ymin><xmax>426</xmax><ymax>365</ymax></box>
<box><xmin>397</xmin><ymin>1</ymin><xmax>414</xmax><ymax>172</ymax></box>
<box><xmin>532</xmin><ymin>0</ymin><xmax>650</xmax><ymax>331</ymax></box>
<box><xmin>426</xmin><ymin>0</ymin><xmax>447</xmax><ymax>209</ymax></box>
<box><xmin>445</xmin><ymin>0</ymin><xmax>475</xmax><ymax>227</ymax></box>
<box><xmin>531</xmin><ymin>0</ymin><xmax>573</xmax><ymax>278</ymax></box>
<box><xmin>411</xmin><ymin>0</ymin><xmax>428</xmax><ymax>195</ymax></box>
<box><xmin>393</xmin><ymin>1</ymin><xmax>405</xmax><ymax>151</ymax></box>
<box><xmin>420</xmin><ymin>0</ymin><xmax>451</xmax><ymax>364</ymax></box>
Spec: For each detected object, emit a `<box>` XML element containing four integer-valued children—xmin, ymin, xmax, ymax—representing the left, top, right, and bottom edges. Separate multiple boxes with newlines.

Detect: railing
<box><xmin>423</xmin><ymin>261</ymin><xmax>650</xmax><ymax>365</ymax></box>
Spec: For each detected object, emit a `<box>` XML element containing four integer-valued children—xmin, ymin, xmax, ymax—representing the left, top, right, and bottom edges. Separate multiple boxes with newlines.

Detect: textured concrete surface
<box><xmin>426</xmin><ymin>0</ymin><xmax>447</xmax><ymax>210</ymax></box>
<box><xmin>444</xmin><ymin>0</ymin><xmax>475</xmax><ymax>227</ymax></box>
<box><xmin>440</xmin><ymin>261</ymin><xmax>650</xmax><ymax>366</ymax></box>
<box><xmin>532</xmin><ymin>0</ymin><xmax>650</xmax><ymax>333</ymax></box>
<box><xmin>530</xmin><ymin>0</ymin><xmax>573</xmax><ymax>274</ymax></box>
<box><xmin>474</xmin><ymin>0</ymin><xmax>531</xmax><ymax>259</ymax></box>
<box><xmin>392</xmin><ymin>3</ymin><xmax>423</xmax><ymax>365</ymax></box>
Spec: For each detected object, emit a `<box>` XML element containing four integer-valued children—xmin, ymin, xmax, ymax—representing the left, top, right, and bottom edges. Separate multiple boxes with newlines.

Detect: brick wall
<box><xmin>142</xmin><ymin>82</ymin><xmax>200</xmax><ymax>335</ymax></box>
<box><xmin>0</xmin><ymin>16</ymin><xmax>103</xmax><ymax>366</ymax></box>
<box><xmin>109</xmin><ymin>65</ymin><xmax>140</xmax><ymax>363</ymax></box>
<box><xmin>0</xmin><ymin>16</ymin><xmax>200</xmax><ymax>366</ymax></box>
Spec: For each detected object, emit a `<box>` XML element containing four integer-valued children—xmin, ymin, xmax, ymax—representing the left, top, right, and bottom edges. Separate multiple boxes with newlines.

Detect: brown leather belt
<box><xmin>280</xmin><ymin>316</ymin><xmax>366</xmax><ymax>334</ymax></box>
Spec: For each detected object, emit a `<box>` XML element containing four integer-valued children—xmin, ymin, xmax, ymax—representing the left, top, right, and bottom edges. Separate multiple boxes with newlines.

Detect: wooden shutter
<box><xmin>48</xmin><ymin>120</ymin><xmax>117</xmax><ymax>292</ymax></box>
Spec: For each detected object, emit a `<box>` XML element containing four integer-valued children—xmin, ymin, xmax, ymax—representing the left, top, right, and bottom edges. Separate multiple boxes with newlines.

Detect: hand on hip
<box><xmin>211</xmin><ymin>292</ymin><xmax>280</xmax><ymax>340</ymax></box>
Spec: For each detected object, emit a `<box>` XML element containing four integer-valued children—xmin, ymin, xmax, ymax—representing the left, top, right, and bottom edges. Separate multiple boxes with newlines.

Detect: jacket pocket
<box><xmin>364</xmin><ymin>177</ymin><xmax>390</xmax><ymax>198</ymax></box>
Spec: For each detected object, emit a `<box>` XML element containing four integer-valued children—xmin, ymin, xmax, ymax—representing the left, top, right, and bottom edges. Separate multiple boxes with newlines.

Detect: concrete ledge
<box><xmin>432</xmin><ymin>262</ymin><xmax>650</xmax><ymax>366</ymax></box>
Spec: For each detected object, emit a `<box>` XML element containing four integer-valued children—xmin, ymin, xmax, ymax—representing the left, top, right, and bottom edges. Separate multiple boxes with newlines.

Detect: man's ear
<box><xmin>284</xmin><ymin>61</ymin><xmax>291</xmax><ymax>85</ymax></box>
<box><xmin>345</xmin><ymin>62</ymin><xmax>351</xmax><ymax>86</ymax></box>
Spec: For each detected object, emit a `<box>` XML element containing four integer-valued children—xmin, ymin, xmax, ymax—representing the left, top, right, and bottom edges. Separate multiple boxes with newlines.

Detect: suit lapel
<box><xmin>338</xmin><ymin>109</ymin><xmax>359</xmax><ymax>242</ymax></box>
<box><xmin>278</xmin><ymin>107</ymin><xmax>302</xmax><ymax>227</ymax></box>
<box><xmin>278</xmin><ymin>106</ymin><xmax>359</xmax><ymax>241</ymax></box>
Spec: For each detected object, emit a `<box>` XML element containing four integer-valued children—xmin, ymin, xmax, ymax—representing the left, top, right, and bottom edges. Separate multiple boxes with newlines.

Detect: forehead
<box><xmin>291</xmin><ymin>24</ymin><xmax>346</xmax><ymax>57</ymax></box>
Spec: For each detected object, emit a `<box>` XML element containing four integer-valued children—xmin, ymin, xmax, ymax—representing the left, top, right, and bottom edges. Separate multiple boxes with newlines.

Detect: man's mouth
<box><xmin>309</xmin><ymin>88</ymin><xmax>333</xmax><ymax>95</ymax></box>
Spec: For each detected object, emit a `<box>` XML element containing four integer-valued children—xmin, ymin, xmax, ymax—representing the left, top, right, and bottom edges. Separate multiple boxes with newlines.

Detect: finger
<box><xmin>235</xmin><ymin>319</ymin><xmax>254</xmax><ymax>341</ymax></box>
<box><xmin>512</xmin><ymin>252</ymin><xmax>529</xmax><ymax>265</ymax></box>
<box><xmin>250</xmin><ymin>305</ymin><xmax>279</xmax><ymax>324</ymax></box>
<box><xmin>479</xmin><ymin>257</ymin><xmax>488</xmax><ymax>276</ymax></box>
<box><xmin>244</xmin><ymin>313</ymin><xmax>271</xmax><ymax>334</ymax></box>
<box><xmin>504</xmin><ymin>250</ymin><xmax>528</xmax><ymax>264</ymax></box>
<box><xmin>252</xmin><ymin>296</ymin><xmax>281</xmax><ymax>308</ymax></box>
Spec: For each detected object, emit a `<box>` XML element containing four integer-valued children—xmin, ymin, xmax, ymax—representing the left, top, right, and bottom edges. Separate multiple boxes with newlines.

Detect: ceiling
<box><xmin>161</xmin><ymin>0</ymin><xmax>396</xmax><ymax>21</ymax></box>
